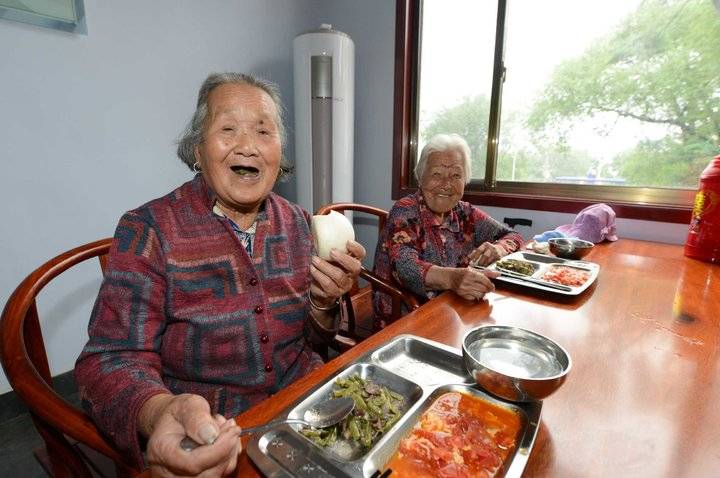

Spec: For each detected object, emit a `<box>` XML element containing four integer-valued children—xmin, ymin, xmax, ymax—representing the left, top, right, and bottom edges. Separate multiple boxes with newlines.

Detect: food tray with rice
<box><xmin>246</xmin><ymin>335</ymin><xmax>542</xmax><ymax>477</ymax></box>
<box><xmin>477</xmin><ymin>251</ymin><xmax>600</xmax><ymax>296</ymax></box>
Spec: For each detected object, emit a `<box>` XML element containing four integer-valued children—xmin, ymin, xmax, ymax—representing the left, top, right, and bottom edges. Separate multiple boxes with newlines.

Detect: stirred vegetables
<box><xmin>300</xmin><ymin>374</ymin><xmax>404</xmax><ymax>449</ymax></box>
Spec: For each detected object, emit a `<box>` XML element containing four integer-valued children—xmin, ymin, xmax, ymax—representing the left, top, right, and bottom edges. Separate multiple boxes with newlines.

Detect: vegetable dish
<box><xmin>494</xmin><ymin>258</ymin><xmax>536</xmax><ymax>276</ymax></box>
<box><xmin>300</xmin><ymin>374</ymin><xmax>405</xmax><ymax>449</ymax></box>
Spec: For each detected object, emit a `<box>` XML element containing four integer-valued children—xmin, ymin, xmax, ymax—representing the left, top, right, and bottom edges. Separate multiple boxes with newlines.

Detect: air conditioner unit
<box><xmin>293</xmin><ymin>24</ymin><xmax>354</xmax><ymax>213</ymax></box>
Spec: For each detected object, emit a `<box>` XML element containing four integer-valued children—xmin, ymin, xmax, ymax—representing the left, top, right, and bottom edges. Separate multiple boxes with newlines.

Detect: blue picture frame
<box><xmin>0</xmin><ymin>0</ymin><xmax>87</xmax><ymax>35</ymax></box>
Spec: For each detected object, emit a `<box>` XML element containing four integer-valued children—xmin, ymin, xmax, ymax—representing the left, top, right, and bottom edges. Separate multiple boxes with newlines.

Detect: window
<box><xmin>393</xmin><ymin>0</ymin><xmax>720</xmax><ymax>222</ymax></box>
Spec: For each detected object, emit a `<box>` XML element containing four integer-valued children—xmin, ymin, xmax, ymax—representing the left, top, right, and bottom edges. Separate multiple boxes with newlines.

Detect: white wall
<box><xmin>0</xmin><ymin>0</ymin><xmax>309</xmax><ymax>394</ymax></box>
<box><xmin>481</xmin><ymin>206</ymin><xmax>688</xmax><ymax>244</ymax></box>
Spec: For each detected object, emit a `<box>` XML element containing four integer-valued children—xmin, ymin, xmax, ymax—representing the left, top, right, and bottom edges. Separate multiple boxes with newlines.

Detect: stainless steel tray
<box><xmin>247</xmin><ymin>335</ymin><xmax>543</xmax><ymax>477</ymax></box>
<box><xmin>483</xmin><ymin>251</ymin><xmax>600</xmax><ymax>295</ymax></box>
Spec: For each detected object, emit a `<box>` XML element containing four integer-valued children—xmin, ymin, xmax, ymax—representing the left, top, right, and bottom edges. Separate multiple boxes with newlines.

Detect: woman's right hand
<box><xmin>449</xmin><ymin>267</ymin><xmax>500</xmax><ymax>301</ymax></box>
<box><xmin>141</xmin><ymin>394</ymin><xmax>242</xmax><ymax>477</ymax></box>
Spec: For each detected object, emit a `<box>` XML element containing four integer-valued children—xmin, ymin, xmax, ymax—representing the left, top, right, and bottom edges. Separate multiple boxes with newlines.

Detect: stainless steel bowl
<box><xmin>462</xmin><ymin>325</ymin><xmax>571</xmax><ymax>402</ymax></box>
<box><xmin>548</xmin><ymin>237</ymin><xmax>594</xmax><ymax>260</ymax></box>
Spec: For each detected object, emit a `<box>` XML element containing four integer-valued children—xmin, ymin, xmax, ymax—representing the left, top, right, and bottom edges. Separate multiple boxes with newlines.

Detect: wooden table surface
<box><xmin>227</xmin><ymin>239</ymin><xmax>720</xmax><ymax>477</ymax></box>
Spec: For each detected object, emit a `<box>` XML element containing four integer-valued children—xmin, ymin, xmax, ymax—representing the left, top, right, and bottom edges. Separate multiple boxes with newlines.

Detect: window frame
<box><xmin>392</xmin><ymin>0</ymin><xmax>694</xmax><ymax>224</ymax></box>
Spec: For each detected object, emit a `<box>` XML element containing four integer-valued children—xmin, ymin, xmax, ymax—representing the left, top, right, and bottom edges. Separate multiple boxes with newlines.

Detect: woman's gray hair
<box><xmin>176</xmin><ymin>72</ymin><xmax>293</xmax><ymax>178</ymax></box>
<box><xmin>415</xmin><ymin>133</ymin><xmax>472</xmax><ymax>184</ymax></box>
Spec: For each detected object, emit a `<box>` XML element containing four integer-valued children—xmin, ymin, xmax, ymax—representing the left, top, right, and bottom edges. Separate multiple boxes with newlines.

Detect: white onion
<box><xmin>311</xmin><ymin>210</ymin><xmax>355</xmax><ymax>260</ymax></box>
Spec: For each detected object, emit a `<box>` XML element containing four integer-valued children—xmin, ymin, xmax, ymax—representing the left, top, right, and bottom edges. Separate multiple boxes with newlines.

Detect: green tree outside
<box><xmin>421</xmin><ymin>95</ymin><xmax>490</xmax><ymax>179</ymax></box>
<box><xmin>527</xmin><ymin>0</ymin><xmax>720</xmax><ymax>187</ymax></box>
<box><xmin>421</xmin><ymin>0</ymin><xmax>720</xmax><ymax>188</ymax></box>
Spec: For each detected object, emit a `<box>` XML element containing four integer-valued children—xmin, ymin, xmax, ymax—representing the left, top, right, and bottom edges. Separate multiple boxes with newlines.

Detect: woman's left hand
<box><xmin>310</xmin><ymin>240</ymin><xmax>366</xmax><ymax>307</ymax></box>
<box><xmin>468</xmin><ymin>242</ymin><xmax>506</xmax><ymax>267</ymax></box>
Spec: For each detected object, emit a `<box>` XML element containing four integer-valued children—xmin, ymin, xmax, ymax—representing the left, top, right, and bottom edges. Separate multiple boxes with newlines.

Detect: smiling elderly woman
<box><xmin>74</xmin><ymin>72</ymin><xmax>365</xmax><ymax>477</ymax></box>
<box><xmin>373</xmin><ymin>133</ymin><xmax>523</xmax><ymax>328</ymax></box>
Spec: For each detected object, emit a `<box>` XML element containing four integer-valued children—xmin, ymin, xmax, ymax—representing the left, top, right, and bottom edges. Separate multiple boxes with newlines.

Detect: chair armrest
<box><xmin>0</xmin><ymin>238</ymin><xmax>139</xmax><ymax>473</ymax></box>
<box><xmin>1</xmin><ymin>299</ymin><xmax>132</xmax><ymax>468</ymax></box>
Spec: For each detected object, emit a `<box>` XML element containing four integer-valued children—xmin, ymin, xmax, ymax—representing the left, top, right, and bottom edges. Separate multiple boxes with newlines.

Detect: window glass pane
<box><xmin>498</xmin><ymin>0</ymin><xmax>720</xmax><ymax>189</ymax></box>
<box><xmin>418</xmin><ymin>0</ymin><xmax>498</xmax><ymax>182</ymax></box>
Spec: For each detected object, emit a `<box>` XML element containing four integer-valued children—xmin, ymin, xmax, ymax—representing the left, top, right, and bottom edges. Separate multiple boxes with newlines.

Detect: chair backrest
<box><xmin>314</xmin><ymin>203</ymin><xmax>419</xmax><ymax>343</ymax></box>
<box><xmin>0</xmin><ymin>238</ymin><xmax>140</xmax><ymax>477</ymax></box>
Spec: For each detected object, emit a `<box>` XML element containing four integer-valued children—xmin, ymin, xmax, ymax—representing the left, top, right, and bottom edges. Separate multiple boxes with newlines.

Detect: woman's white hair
<box><xmin>415</xmin><ymin>133</ymin><xmax>472</xmax><ymax>184</ymax></box>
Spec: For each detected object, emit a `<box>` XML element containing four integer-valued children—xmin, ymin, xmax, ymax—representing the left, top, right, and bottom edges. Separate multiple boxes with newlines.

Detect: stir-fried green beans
<box><xmin>300</xmin><ymin>374</ymin><xmax>405</xmax><ymax>449</ymax></box>
<box><xmin>495</xmin><ymin>258</ymin><xmax>536</xmax><ymax>276</ymax></box>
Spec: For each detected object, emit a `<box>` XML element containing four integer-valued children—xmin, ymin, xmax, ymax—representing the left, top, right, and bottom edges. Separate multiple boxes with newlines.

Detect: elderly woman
<box><xmin>75</xmin><ymin>72</ymin><xmax>365</xmax><ymax>477</ymax></box>
<box><xmin>373</xmin><ymin>133</ymin><xmax>523</xmax><ymax>327</ymax></box>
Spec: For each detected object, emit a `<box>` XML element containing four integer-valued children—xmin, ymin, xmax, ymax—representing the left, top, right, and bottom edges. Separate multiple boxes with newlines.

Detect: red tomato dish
<box><xmin>541</xmin><ymin>265</ymin><xmax>590</xmax><ymax>287</ymax></box>
<box><xmin>384</xmin><ymin>391</ymin><xmax>522</xmax><ymax>478</ymax></box>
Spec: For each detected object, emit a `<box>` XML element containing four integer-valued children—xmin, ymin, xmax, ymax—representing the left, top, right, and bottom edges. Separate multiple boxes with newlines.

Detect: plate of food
<box><xmin>246</xmin><ymin>335</ymin><xmax>542</xmax><ymax>477</ymax></box>
<box><xmin>476</xmin><ymin>251</ymin><xmax>600</xmax><ymax>295</ymax></box>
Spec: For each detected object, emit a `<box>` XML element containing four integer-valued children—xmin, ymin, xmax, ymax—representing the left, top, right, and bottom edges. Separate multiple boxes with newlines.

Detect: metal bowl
<box><xmin>548</xmin><ymin>237</ymin><xmax>594</xmax><ymax>260</ymax></box>
<box><xmin>462</xmin><ymin>325</ymin><xmax>571</xmax><ymax>402</ymax></box>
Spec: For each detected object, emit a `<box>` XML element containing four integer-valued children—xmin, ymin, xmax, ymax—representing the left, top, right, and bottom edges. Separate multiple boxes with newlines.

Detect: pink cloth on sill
<box><xmin>556</xmin><ymin>203</ymin><xmax>618</xmax><ymax>243</ymax></box>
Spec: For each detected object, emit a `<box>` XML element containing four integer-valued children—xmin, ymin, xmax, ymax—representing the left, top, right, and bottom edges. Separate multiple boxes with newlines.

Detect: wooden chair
<box><xmin>0</xmin><ymin>238</ymin><xmax>141</xmax><ymax>478</ymax></box>
<box><xmin>315</xmin><ymin>203</ymin><xmax>420</xmax><ymax>355</ymax></box>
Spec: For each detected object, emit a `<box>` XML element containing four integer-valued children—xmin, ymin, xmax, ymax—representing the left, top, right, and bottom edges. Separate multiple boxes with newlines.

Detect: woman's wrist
<box><xmin>308</xmin><ymin>295</ymin><xmax>341</xmax><ymax>335</ymax></box>
<box><xmin>307</xmin><ymin>292</ymin><xmax>339</xmax><ymax>311</ymax></box>
<box><xmin>138</xmin><ymin>393</ymin><xmax>174</xmax><ymax>438</ymax></box>
<box><xmin>425</xmin><ymin>265</ymin><xmax>457</xmax><ymax>291</ymax></box>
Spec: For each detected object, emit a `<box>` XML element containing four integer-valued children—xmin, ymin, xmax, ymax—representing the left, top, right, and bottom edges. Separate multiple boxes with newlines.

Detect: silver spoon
<box><xmin>179</xmin><ymin>396</ymin><xmax>355</xmax><ymax>451</ymax></box>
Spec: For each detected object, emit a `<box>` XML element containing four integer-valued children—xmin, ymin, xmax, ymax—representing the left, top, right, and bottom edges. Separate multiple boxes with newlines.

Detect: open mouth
<box><xmin>230</xmin><ymin>165</ymin><xmax>260</xmax><ymax>177</ymax></box>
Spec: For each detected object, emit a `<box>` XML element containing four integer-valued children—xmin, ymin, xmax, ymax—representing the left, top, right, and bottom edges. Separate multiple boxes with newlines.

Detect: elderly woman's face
<box><xmin>420</xmin><ymin>149</ymin><xmax>466</xmax><ymax>216</ymax></box>
<box><xmin>194</xmin><ymin>83</ymin><xmax>282</xmax><ymax>214</ymax></box>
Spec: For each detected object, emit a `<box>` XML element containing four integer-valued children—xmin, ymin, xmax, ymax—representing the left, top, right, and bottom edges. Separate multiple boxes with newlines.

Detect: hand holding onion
<box><xmin>311</xmin><ymin>210</ymin><xmax>356</xmax><ymax>260</ymax></box>
<box><xmin>309</xmin><ymin>211</ymin><xmax>366</xmax><ymax>308</ymax></box>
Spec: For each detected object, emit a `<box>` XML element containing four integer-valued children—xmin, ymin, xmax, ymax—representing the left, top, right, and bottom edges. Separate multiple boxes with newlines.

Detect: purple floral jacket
<box><xmin>372</xmin><ymin>191</ymin><xmax>524</xmax><ymax>328</ymax></box>
<box><xmin>75</xmin><ymin>176</ymin><xmax>330</xmax><ymax>466</ymax></box>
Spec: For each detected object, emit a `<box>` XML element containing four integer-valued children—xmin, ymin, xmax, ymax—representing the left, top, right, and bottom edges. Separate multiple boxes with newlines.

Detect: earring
<box><xmin>192</xmin><ymin>162</ymin><xmax>202</xmax><ymax>173</ymax></box>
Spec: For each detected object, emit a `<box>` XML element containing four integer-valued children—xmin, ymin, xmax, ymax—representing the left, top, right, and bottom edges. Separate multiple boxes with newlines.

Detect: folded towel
<box><xmin>556</xmin><ymin>203</ymin><xmax>618</xmax><ymax>243</ymax></box>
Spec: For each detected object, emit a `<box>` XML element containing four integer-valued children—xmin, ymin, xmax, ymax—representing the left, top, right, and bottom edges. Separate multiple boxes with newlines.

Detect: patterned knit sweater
<box><xmin>75</xmin><ymin>175</ymin><xmax>326</xmax><ymax>466</ymax></box>
<box><xmin>372</xmin><ymin>191</ymin><xmax>524</xmax><ymax>327</ymax></box>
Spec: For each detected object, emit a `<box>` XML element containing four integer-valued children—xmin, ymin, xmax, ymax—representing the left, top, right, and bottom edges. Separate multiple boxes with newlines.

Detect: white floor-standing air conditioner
<box><xmin>293</xmin><ymin>24</ymin><xmax>354</xmax><ymax>214</ymax></box>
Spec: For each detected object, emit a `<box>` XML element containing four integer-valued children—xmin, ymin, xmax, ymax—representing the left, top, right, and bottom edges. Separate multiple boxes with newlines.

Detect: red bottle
<box><xmin>685</xmin><ymin>155</ymin><xmax>720</xmax><ymax>263</ymax></box>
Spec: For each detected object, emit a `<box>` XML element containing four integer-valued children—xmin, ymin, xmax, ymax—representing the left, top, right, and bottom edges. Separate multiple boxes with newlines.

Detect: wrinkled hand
<box><xmin>450</xmin><ymin>267</ymin><xmax>500</xmax><ymax>301</ymax></box>
<box><xmin>468</xmin><ymin>242</ymin><xmax>506</xmax><ymax>267</ymax></box>
<box><xmin>146</xmin><ymin>394</ymin><xmax>241</xmax><ymax>478</ymax></box>
<box><xmin>310</xmin><ymin>240</ymin><xmax>366</xmax><ymax>307</ymax></box>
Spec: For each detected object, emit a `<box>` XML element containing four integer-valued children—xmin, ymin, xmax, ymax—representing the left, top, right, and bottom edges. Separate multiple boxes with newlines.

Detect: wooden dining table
<box><xmin>224</xmin><ymin>239</ymin><xmax>720</xmax><ymax>477</ymax></box>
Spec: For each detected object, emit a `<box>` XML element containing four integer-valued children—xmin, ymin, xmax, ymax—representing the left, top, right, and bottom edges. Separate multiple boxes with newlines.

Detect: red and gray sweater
<box><xmin>75</xmin><ymin>175</ymin><xmax>327</xmax><ymax>466</ymax></box>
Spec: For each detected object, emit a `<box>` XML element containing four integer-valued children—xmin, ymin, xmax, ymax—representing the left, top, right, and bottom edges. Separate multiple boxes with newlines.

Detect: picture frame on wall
<box><xmin>0</xmin><ymin>0</ymin><xmax>87</xmax><ymax>34</ymax></box>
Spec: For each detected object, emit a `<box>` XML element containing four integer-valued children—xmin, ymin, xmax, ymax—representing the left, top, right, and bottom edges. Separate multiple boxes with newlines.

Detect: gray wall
<box><xmin>0</xmin><ymin>0</ymin><xmax>308</xmax><ymax>393</ymax></box>
<box><xmin>0</xmin><ymin>0</ymin><xmax>687</xmax><ymax>394</ymax></box>
<box><xmin>298</xmin><ymin>0</ymin><xmax>400</xmax><ymax>265</ymax></box>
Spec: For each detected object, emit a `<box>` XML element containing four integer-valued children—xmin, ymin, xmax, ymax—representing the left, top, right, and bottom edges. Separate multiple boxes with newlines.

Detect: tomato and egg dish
<box><xmin>385</xmin><ymin>391</ymin><xmax>522</xmax><ymax>478</ymax></box>
<box><xmin>541</xmin><ymin>265</ymin><xmax>590</xmax><ymax>287</ymax></box>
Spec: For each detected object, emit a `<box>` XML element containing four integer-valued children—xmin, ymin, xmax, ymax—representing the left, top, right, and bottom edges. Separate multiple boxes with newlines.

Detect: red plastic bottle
<box><xmin>685</xmin><ymin>155</ymin><xmax>720</xmax><ymax>263</ymax></box>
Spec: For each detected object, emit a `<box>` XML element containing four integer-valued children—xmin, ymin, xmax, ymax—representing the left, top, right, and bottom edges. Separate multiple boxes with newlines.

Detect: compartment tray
<box><xmin>247</xmin><ymin>335</ymin><xmax>542</xmax><ymax>477</ymax></box>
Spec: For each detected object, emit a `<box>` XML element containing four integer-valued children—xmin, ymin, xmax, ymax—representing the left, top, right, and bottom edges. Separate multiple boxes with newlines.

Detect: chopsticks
<box><xmin>472</xmin><ymin>265</ymin><xmax>573</xmax><ymax>292</ymax></box>
<box><xmin>370</xmin><ymin>469</ymin><xmax>393</xmax><ymax>478</ymax></box>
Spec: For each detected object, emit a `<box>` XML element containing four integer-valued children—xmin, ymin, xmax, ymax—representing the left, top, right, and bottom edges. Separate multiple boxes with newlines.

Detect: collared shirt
<box><xmin>212</xmin><ymin>203</ymin><xmax>257</xmax><ymax>255</ymax></box>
